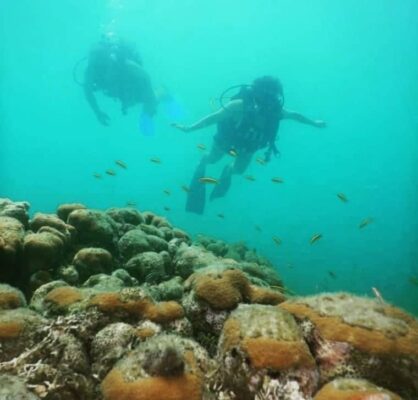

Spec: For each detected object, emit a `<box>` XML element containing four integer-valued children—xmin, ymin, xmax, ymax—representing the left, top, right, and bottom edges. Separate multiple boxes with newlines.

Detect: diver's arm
<box><xmin>84</xmin><ymin>84</ymin><xmax>110</xmax><ymax>126</ymax></box>
<box><xmin>171</xmin><ymin>100</ymin><xmax>243</xmax><ymax>132</ymax></box>
<box><xmin>281</xmin><ymin>109</ymin><xmax>326</xmax><ymax>128</ymax></box>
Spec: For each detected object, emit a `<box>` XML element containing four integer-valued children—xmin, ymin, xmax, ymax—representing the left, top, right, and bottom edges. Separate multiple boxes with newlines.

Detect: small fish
<box><xmin>328</xmin><ymin>270</ymin><xmax>337</xmax><ymax>279</ymax></box>
<box><xmin>181</xmin><ymin>185</ymin><xmax>190</xmax><ymax>193</ymax></box>
<box><xmin>126</xmin><ymin>201</ymin><xmax>136</xmax><ymax>207</ymax></box>
<box><xmin>271</xmin><ymin>177</ymin><xmax>284</xmax><ymax>183</ymax></box>
<box><xmin>217</xmin><ymin>213</ymin><xmax>225</xmax><ymax>219</ymax></box>
<box><xmin>163</xmin><ymin>206</ymin><xmax>171</xmax><ymax>211</ymax></box>
<box><xmin>310</xmin><ymin>233</ymin><xmax>322</xmax><ymax>244</ymax></box>
<box><xmin>163</xmin><ymin>189</ymin><xmax>171</xmax><ymax>196</ymax></box>
<box><xmin>256</xmin><ymin>157</ymin><xmax>267</xmax><ymax>165</ymax></box>
<box><xmin>105</xmin><ymin>169</ymin><xmax>116</xmax><ymax>176</ymax></box>
<box><xmin>371</xmin><ymin>287</ymin><xmax>385</xmax><ymax>305</ymax></box>
<box><xmin>337</xmin><ymin>192</ymin><xmax>348</xmax><ymax>202</ymax></box>
<box><xmin>93</xmin><ymin>173</ymin><xmax>102</xmax><ymax>179</ymax></box>
<box><xmin>199</xmin><ymin>177</ymin><xmax>218</xmax><ymax>184</ymax></box>
<box><xmin>150</xmin><ymin>157</ymin><xmax>161</xmax><ymax>164</ymax></box>
<box><xmin>245</xmin><ymin>175</ymin><xmax>256</xmax><ymax>182</ymax></box>
<box><xmin>255</xmin><ymin>225</ymin><xmax>262</xmax><ymax>232</ymax></box>
<box><xmin>408</xmin><ymin>276</ymin><xmax>418</xmax><ymax>286</ymax></box>
<box><xmin>197</xmin><ymin>143</ymin><xmax>206</xmax><ymax>151</ymax></box>
<box><xmin>228</xmin><ymin>149</ymin><xmax>238</xmax><ymax>157</ymax></box>
<box><xmin>272</xmin><ymin>237</ymin><xmax>282</xmax><ymax>246</ymax></box>
<box><xmin>115</xmin><ymin>160</ymin><xmax>127</xmax><ymax>169</ymax></box>
<box><xmin>359</xmin><ymin>217</ymin><xmax>373</xmax><ymax>229</ymax></box>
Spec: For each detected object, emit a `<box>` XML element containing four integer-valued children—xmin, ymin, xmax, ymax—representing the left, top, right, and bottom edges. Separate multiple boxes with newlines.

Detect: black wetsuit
<box><xmin>214</xmin><ymin>89</ymin><xmax>282</xmax><ymax>154</ymax></box>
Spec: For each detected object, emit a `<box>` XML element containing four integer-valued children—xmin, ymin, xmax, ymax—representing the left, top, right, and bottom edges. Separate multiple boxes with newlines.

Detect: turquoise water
<box><xmin>1</xmin><ymin>1</ymin><xmax>417</xmax><ymax>314</ymax></box>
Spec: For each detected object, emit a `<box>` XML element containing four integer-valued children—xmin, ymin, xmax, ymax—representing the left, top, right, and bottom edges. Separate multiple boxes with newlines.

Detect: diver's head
<box><xmin>252</xmin><ymin>76</ymin><xmax>283</xmax><ymax>109</ymax></box>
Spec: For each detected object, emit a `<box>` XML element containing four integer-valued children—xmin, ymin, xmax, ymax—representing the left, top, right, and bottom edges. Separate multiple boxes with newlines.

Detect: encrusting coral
<box><xmin>281</xmin><ymin>292</ymin><xmax>418</xmax><ymax>398</ymax></box>
<box><xmin>101</xmin><ymin>334</ymin><xmax>211</xmax><ymax>400</ymax></box>
<box><xmin>313</xmin><ymin>378</ymin><xmax>402</xmax><ymax>400</ymax></box>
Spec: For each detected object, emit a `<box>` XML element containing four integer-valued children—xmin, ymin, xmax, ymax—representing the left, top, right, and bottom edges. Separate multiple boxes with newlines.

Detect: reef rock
<box><xmin>101</xmin><ymin>334</ymin><xmax>211</xmax><ymax>400</ymax></box>
<box><xmin>217</xmin><ymin>304</ymin><xmax>318</xmax><ymax>399</ymax></box>
<box><xmin>73</xmin><ymin>247</ymin><xmax>114</xmax><ymax>282</ymax></box>
<box><xmin>281</xmin><ymin>292</ymin><xmax>418</xmax><ymax>399</ymax></box>
<box><xmin>0</xmin><ymin>198</ymin><xmax>30</xmax><ymax>226</ymax></box>
<box><xmin>313</xmin><ymin>378</ymin><xmax>402</xmax><ymax>399</ymax></box>
<box><xmin>0</xmin><ymin>216</ymin><xmax>25</xmax><ymax>283</ymax></box>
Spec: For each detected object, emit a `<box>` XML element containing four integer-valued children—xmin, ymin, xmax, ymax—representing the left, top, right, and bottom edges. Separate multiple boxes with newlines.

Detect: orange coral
<box><xmin>242</xmin><ymin>338</ymin><xmax>315</xmax><ymax>370</ymax></box>
<box><xmin>45</xmin><ymin>287</ymin><xmax>83</xmax><ymax>308</ymax></box>
<box><xmin>0</xmin><ymin>292</ymin><xmax>23</xmax><ymax>310</ymax></box>
<box><xmin>221</xmin><ymin>318</ymin><xmax>241</xmax><ymax>350</ymax></box>
<box><xmin>136</xmin><ymin>327</ymin><xmax>157</xmax><ymax>341</ymax></box>
<box><xmin>0</xmin><ymin>321</ymin><xmax>23</xmax><ymax>339</ymax></box>
<box><xmin>280</xmin><ymin>302</ymin><xmax>418</xmax><ymax>356</ymax></box>
<box><xmin>193</xmin><ymin>269</ymin><xmax>250</xmax><ymax>310</ymax></box>
<box><xmin>145</xmin><ymin>301</ymin><xmax>184</xmax><ymax>323</ymax></box>
<box><xmin>314</xmin><ymin>383</ymin><xmax>402</xmax><ymax>400</ymax></box>
<box><xmin>89</xmin><ymin>293</ymin><xmax>184</xmax><ymax>323</ymax></box>
<box><xmin>249</xmin><ymin>285</ymin><xmax>285</xmax><ymax>305</ymax></box>
<box><xmin>101</xmin><ymin>369</ymin><xmax>202</xmax><ymax>400</ymax></box>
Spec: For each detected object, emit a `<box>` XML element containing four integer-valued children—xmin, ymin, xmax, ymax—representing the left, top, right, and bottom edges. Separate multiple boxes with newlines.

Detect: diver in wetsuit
<box><xmin>83</xmin><ymin>35</ymin><xmax>157</xmax><ymax>131</ymax></box>
<box><xmin>172</xmin><ymin>76</ymin><xmax>326</xmax><ymax>214</ymax></box>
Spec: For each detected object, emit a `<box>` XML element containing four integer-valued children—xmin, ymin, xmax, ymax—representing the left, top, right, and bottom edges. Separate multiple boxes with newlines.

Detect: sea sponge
<box><xmin>23</xmin><ymin>231</ymin><xmax>64</xmax><ymax>273</ymax></box>
<box><xmin>217</xmin><ymin>304</ymin><xmax>318</xmax><ymax>399</ymax></box>
<box><xmin>186</xmin><ymin>265</ymin><xmax>251</xmax><ymax>310</ymax></box>
<box><xmin>313</xmin><ymin>378</ymin><xmax>402</xmax><ymax>400</ymax></box>
<box><xmin>73</xmin><ymin>247</ymin><xmax>113</xmax><ymax>281</ymax></box>
<box><xmin>0</xmin><ymin>284</ymin><xmax>26</xmax><ymax>310</ymax></box>
<box><xmin>101</xmin><ymin>334</ymin><xmax>210</xmax><ymax>400</ymax></box>
<box><xmin>281</xmin><ymin>293</ymin><xmax>418</xmax><ymax>399</ymax></box>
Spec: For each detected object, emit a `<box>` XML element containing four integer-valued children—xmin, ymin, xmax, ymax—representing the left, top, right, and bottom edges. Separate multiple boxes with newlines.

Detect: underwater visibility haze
<box><xmin>0</xmin><ymin>1</ymin><xmax>418</xmax><ymax>398</ymax></box>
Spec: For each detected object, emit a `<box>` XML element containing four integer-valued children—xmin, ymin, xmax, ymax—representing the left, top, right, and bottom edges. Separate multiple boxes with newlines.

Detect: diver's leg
<box><xmin>210</xmin><ymin>151</ymin><xmax>253</xmax><ymax>200</ymax></box>
<box><xmin>186</xmin><ymin>143</ymin><xmax>224</xmax><ymax>213</ymax></box>
<box><xmin>232</xmin><ymin>151</ymin><xmax>253</xmax><ymax>175</ymax></box>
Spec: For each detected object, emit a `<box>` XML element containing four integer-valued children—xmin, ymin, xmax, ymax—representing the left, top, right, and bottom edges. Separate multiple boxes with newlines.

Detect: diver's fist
<box><xmin>314</xmin><ymin>120</ymin><xmax>327</xmax><ymax>128</ymax></box>
<box><xmin>97</xmin><ymin>111</ymin><xmax>110</xmax><ymax>126</ymax></box>
<box><xmin>171</xmin><ymin>123</ymin><xmax>191</xmax><ymax>132</ymax></box>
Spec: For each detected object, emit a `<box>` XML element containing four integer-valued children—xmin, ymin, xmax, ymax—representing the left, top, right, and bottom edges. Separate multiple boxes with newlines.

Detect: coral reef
<box><xmin>0</xmin><ymin>198</ymin><xmax>415</xmax><ymax>399</ymax></box>
<box><xmin>313</xmin><ymin>378</ymin><xmax>402</xmax><ymax>400</ymax></box>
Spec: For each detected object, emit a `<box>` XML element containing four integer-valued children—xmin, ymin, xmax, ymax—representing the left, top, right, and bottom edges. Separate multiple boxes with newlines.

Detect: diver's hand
<box><xmin>171</xmin><ymin>123</ymin><xmax>191</xmax><ymax>132</ymax></box>
<box><xmin>97</xmin><ymin>111</ymin><xmax>110</xmax><ymax>126</ymax></box>
<box><xmin>314</xmin><ymin>120</ymin><xmax>327</xmax><ymax>128</ymax></box>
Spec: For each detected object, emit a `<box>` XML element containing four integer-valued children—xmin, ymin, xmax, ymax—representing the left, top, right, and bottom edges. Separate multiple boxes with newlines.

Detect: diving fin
<box><xmin>210</xmin><ymin>165</ymin><xmax>232</xmax><ymax>201</ymax></box>
<box><xmin>139</xmin><ymin>112</ymin><xmax>155</xmax><ymax>136</ymax></box>
<box><xmin>186</xmin><ymin>160</ymin><xmax>207</xmax><ymax>214</ymax></box>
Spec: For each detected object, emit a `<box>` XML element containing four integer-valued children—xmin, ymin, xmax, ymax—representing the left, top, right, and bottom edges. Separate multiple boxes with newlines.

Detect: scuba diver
<box><xmin>80</xmin><ymin>34</ymin><xmax>157</xmax><ymax>135</ymax></box>
<box><xmin>172</xmin><ymin>76</ymin><xmax>326</xmax><ymax>214</ymax></box>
